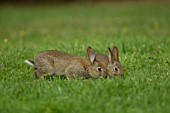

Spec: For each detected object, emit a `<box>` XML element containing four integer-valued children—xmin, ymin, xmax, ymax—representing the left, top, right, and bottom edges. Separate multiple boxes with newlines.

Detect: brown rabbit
<box><xmin>95</xmin><ymin>46</ymin><xmax>124</xmax><ymax>77</ymax></box>
<box><xmin>25</xmin><ymin>47</ymin><xmax>107</xmax><ymax>78</ymax></box>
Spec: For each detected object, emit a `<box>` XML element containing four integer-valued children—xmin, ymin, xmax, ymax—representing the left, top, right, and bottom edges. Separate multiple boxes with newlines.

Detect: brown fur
<box><xmin>27</xmin><ymin>48</ymin><xmax>107</xmax><ymax>78</ymax></box>
<box><xmin>95</xmin><ymin>53</ymin><xmax>109</xmax><ymax>66</ymax></box>
<box><xmin>95</xmin><ymin>46</ymin><xmax>124</xmax><ymax>77</ymax></box>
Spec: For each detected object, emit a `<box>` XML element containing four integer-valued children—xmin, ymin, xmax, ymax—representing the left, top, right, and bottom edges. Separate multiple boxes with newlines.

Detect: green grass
<box><xmin>0</xmin><ymin>2</ymin><xmax>170</xmax><ymax>113</ymax></box>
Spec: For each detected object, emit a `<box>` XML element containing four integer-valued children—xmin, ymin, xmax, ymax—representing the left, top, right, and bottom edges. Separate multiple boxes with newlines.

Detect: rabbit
<box><xmin>95</xmin><ymin>46</ymin><xmax>124</xmax><ymax>77</ymax></box>
<box><xmin>25</xmin><ymin>47</ymin><xmax>107</xmax><ymax>78</ymax></box>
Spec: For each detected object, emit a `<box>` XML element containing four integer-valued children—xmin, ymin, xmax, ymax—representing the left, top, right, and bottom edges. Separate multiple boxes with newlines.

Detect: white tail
<box><xmin>25</xmin><ymin>60</ymin><xmax>35</xmax><ymax>67</ymax></box>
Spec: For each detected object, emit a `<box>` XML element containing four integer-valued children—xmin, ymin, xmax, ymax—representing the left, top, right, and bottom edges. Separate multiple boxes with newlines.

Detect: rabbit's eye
<box><xmin>115</xmin><ymin>67</ymin><xmax>118</xmax><ymax>72</ymax></box>
<box><xmin>97</xmin><ymin>67</ymin><xmax>102</xmax><ymax>72</ymax></box>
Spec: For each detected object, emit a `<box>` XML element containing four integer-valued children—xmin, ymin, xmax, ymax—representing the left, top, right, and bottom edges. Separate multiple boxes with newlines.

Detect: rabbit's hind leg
<box><xmin>34</xmin><ymin>67</ymin><xmax>44</xmax><ymax>78</ymax></box>
<box><xmin>34</xmin><ymin>66</ymin><xmax>55</xmax><ymax>78</ymax></box>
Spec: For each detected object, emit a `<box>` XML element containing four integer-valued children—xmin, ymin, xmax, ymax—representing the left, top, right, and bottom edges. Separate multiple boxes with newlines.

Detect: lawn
<box><xmin>0</xmin><ymin>2</ymin><xmax>170</xmax><ymax>113</ymax></box>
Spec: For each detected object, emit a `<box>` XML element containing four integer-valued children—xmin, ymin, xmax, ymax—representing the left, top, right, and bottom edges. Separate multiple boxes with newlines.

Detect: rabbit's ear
<box><xmin>87</xmin><ymin>47</ymin><xmax>96</xmax><ymax>64</ymax></box>
<box><xmin>108</xmin><ymin>47</ymin><xmax>113</xmax><ymax>63</ymax></box>
<box><xmin>112</xmin><ymin>46</ymin><xmax>119</xmax><ymax>61</ymax></box>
